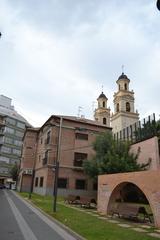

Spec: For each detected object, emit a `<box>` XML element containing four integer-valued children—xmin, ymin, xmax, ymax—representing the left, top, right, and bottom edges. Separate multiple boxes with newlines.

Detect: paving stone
<box><xmin>148</xmin><ymin>233</ymin><xmax>160</xmax><ymax>238</ymax></box>
<box><xmin>118</xmin><ymin>224</ymin><xmax>131</xmax><ymax>228</ymax></box>
<box><xmin>155</xmin><ymin>230</ymin><xmax>160</xmax><ymax>233</ymax></box>
<box><xmin>140</xmin><ymin>225</ymin><xmax>152</xmax><ymax>229</ymax></box>
<box><xmin>132</xmin><ymin>228</ymin><xmax>147</xmax><ymax>233</ymax></box>
<box><xmin>107</xmin><ymin>220</ymin><xmax>120</xmax><ymax>223</ymax></box>
<box><xmin>91</xmin><ymin>214</ymin><xmax>99</xmax><ymax>217</ymax></box>
<box><xmin>98</xmin><ymin>217</ymin><xmax>108</xmax><ymax>220</ymax></box>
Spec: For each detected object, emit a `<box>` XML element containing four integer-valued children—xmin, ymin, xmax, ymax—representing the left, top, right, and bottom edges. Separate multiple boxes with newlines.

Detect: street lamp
<box><xmin>43</xmin><ymin>118</ymin><xmax>63</xmax><ymax>212</ymax></box>
<box><xmin>53</xmin><ymin>117</ymin><xmax>63</xmax><ymax>212</ymax></box>
<box><xmin>0</xmin><ymin>32</ymin><xmax>2</xmax><ymax>38</ymax></box>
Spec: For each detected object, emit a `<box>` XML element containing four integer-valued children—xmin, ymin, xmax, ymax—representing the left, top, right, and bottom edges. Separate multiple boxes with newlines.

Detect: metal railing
<box><xmin>113</xmin><ymin>113</ymin><xmax>159</xmax><ymax>144</ymax></box>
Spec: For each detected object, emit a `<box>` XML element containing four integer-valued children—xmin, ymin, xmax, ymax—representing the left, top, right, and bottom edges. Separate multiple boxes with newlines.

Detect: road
<box><xmin>0</xmin><ymin>189</ymin><xmax>78</xmax><ymax>240</ymax></box>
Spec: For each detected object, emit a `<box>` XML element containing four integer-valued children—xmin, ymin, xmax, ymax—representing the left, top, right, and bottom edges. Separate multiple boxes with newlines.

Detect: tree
<box><xmin>83</xmin><ymin>132</ymin><xmax>150</xmax><ymax>180</ymax></box>
<box><xmin>10</xmin><ymin>163</ymin><xmax>19</xmax><ymax>181</ymax></box>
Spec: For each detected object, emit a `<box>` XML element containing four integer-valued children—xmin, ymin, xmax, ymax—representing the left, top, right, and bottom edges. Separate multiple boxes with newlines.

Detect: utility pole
<box><xmin>53</xmin><ymin>117</ymin><xmax>63</xmax><ymax>212</ymax></box>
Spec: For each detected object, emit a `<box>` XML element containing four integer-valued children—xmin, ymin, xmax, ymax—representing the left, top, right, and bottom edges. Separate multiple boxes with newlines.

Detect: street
<box><xmin>0</xmin><ymin>190</ymin><xmax>77</xmax><ymax>240</ymax></box>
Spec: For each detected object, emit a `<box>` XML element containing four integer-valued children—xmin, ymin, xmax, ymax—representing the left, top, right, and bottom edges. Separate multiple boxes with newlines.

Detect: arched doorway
<box><xmin>107</xmin><ymin>182</ymin><xmax>153</xmax><ymax>223</ymax></box>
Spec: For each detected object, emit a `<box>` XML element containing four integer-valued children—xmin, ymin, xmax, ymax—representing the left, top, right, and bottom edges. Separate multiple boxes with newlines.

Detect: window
<box><xmin>116</xmin><ymin>103</ymin><xmax>119</xmax><ymax>112</ymax></box>
<box><xmin>4</xmin><ymin>127</ymin><xmax>14</xmax><ymax>134</ymax></box>
<box><xmin>46</xmin><ymin>131</ymin><xmax>51</xmax><ymax>144</ymax></box>
<box><xmin>58</xmin><ymin>178</ymin><xmax>68</xmax><ymax>188</ymax></box>
<box><xmin>75</xmin><ymin>179</ymin><xmax>86</xmax><ymax>190</ymax></box>
<box><xmin>43</xmin><ymin>151</ymin><xmax>48</xmax><ymax>165</ymax></box>
<box><xmin>1</xmin><ymin>146</ymin><xmax>11</xmax><ymax>153</ymax></box>
<box><xmin>15</xmin><ymin>130</ymin><xmax>24</xmax><ymax>138</ymax></box>
<box><xmin>6</xmin><ymin>118</ymin><xmax>16</xmax><ymax>126</ymax></box>
<box><xmin>126</xmin><ymin>102</ymin><xmax>130</xmax><ymax>112</ymax></box>
<box><xmin>39</xmin><ymin>155</ymin><xmax>41</xmax><ymax>162</ymax></box>
<box><xmin>4</xmin><ymin>137</ymin><xmax>13</xmax><ymax>144</ymax></box>
<box><xmin>74</xmin><ymin>152</ymin><xmax>87</xmax><ymax>167</ymax></box>
<box><xmin>17</xmin><ymin>122</ymin><xmax>25</xmax><ymax>129</ymax></box>
<box><xmin>35</xmin><ymin>177</ymin><xmax>38</xmax><ymax>187</ymax></box>
<box><xmin>124</xmin><ymin>83</ymin><xmax>127</xmax><ymax>90</ymax></box>
<box><xmin>103</xmin><ymin>118</ymin><xmax>106</xmax><ymax>125</ymax></box>
<box><xmin>13</xmin><ymin>149</ymin><xmax>21</xmax><ymax>156</ymax></box>
<box><xmin>0</xmin><ymin>156</ymin><xmax>10</xmax><ymax>163</ymax></box>
<box><xmin>14</xmin><ymin>140</ymin><xmax>22</xmax><ymax>147</ymax></box>
<box><xmin>75</xmin><ymin>133</ymin><xmax>88</xmax><ymax>140</ymax></box>
<box><xmin>39</xmin><ymin>177</ymin><xmax>44</xmax><ymax>187</ymax></box>
<box><xmin>103</xmin><ymin>101</ymin><xmax>105</xmax><ymax>108</ymax></box>
<box><xmin>0</xmin><ymin>167</ymin><xmax>8</xmax><ymax>174</ymax></box>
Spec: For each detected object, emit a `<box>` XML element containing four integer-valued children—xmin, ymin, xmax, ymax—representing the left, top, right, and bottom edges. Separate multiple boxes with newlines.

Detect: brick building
<box><xmin>18</xmin><ymin>115</ymin><xmax>111</xmax><ymax>196</ymax></box>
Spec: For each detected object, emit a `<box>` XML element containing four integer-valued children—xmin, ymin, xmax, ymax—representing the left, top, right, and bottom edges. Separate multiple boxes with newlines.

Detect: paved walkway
<box><xmin>61</xmin><ymin>202</ymin><xmax>160</xmax><ymax>239</ymax></box>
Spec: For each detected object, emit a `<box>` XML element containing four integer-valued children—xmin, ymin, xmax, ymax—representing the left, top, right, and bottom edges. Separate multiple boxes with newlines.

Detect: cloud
<box><xmin>0</xmin><ymin>0</ymin><xmax>160</xmax><ymax>126</ymax></box>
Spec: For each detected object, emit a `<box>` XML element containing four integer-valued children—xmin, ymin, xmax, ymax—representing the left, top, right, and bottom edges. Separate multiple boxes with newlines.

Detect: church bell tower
<box><xmin>94</xmin><ymin>92</ymin><xmax>110</xmax><ymax>127</ymax></box>
<box><xmin>111</xmin><ymin>72</ymin><xmax>139</xmax><ymax>133</ymax></box>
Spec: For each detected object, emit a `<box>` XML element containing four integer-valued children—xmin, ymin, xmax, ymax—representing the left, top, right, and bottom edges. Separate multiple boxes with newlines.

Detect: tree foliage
<box><xmin>10</xmin><ymin>163</ymin><xmax>19</xmax><ymax>181</ymax></box>
<box><xmin>134</xmin><ymin>119</ymin><xmax>160</xmax><ymax>142</ymax></box>
<box><xmin>83</xmin><ymin>132</ymin><xmax>150</xmax><ymax>180</ymax></box>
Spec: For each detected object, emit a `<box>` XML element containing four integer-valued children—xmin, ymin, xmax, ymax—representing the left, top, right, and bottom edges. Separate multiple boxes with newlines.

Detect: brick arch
<box><xmin>107</xmin><ymin>181</ymin><xmax>153</xmax><ymax>217</ymax></box>
<box><xmin>98</xmin><ymin>170</ymin><xmax>160</xmax><ymax>227</ymax></box>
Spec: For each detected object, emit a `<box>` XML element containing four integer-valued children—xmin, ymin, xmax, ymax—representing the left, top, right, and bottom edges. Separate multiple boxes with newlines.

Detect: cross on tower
<box><xmin>122</xmin><ymin>64</ymin><xmax>124</xmax><ymax>74</ymax></box>
<box><xmin>101</xmin><ymin>85</ymin><xmax>103</xmax><ymax>93</ymax></box>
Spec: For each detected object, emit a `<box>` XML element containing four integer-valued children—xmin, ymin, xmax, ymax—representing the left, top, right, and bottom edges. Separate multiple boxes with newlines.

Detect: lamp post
<box><xmin>0</xmin><ymin>32</ymin><xmax>2</xmax><ymax>38</ymax></box>
<box><xmin>53</xmin><ymin>116</ymin><xmax>63</xmax><ymax>212</ymax></box>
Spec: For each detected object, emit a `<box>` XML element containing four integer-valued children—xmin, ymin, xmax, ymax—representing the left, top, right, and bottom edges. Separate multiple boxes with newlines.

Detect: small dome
<box><xmin>118</xmin><ymin>72</ymin><xmax>128</xmax><ymax>80</ymax></box>
<box><xmin>98</xmin><ymin>92</ymin><xmax>107</xmax><ymax>99</ymax></box>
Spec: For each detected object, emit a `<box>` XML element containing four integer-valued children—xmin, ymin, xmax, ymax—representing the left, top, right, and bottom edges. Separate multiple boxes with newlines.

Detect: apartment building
<box><xmin>0</xmin><ymin>95</ymin><xmax>30</xmax><ymax>183</ymax></box>
<box><xmin>18</xmin><ymin>115</ymin><xmax>111</xmax><ymax>196</ymax></box>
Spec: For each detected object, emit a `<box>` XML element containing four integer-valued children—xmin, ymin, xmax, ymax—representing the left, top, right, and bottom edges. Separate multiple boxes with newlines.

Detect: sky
<box><xmin>0</xmin><ymin>0</ymin><xmax>160</xmax><ymax>127</ymax></box>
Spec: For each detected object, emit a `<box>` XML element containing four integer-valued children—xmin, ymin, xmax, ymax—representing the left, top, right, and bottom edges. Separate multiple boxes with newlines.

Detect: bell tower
<box><xmin>94</xmin><ymin>92</ymin><xmax>110</xmax><ymax>127</ymax></box>
<box><xmin>111</xmin><ymin>72</ymin><xmax>139</xmax><ymax>133</ymax></box>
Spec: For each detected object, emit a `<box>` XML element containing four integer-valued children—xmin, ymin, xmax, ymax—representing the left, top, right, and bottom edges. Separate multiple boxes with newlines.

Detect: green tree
<box><xmin>83</xmin><ymin>132</ymin><xmax>150</xmax><ymax>180</ymax></box>
<box><xmin>10</xmin><ymin>163</ymin><xmax>19</xmax><ymax>181</ymax></box>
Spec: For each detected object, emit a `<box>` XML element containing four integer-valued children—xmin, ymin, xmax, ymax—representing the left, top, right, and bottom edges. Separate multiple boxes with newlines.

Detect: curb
<box><xmin>14</xmin><ymin>191</ymin><xmax>86</xmax><ymax>240</ymax></box>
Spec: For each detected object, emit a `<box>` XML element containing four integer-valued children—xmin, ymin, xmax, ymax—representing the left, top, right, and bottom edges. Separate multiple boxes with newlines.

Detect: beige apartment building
<box><xmin>18</xmin><ymin>115</ymin><xmax>111</xmax><ymax>196</ymax></box>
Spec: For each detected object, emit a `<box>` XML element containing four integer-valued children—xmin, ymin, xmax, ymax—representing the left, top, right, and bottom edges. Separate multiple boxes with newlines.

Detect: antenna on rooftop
<box><xmin>78</xmin><ymin>106</ymin><xmax>83</xmax><ymax>118</ymax></box>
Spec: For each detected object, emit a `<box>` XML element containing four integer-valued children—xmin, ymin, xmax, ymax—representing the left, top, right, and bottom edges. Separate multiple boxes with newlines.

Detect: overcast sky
<box><xmin>0</xmin><ymin>0</ymin><xmax>160</xmax><ymax>127</ymax></box>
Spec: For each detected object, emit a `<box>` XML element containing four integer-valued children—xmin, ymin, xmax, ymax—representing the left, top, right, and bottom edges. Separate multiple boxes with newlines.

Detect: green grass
<box><xmin>19</xmin><ymin>192</ymin><xmax>156</xmax><ymax>240</ymax></box>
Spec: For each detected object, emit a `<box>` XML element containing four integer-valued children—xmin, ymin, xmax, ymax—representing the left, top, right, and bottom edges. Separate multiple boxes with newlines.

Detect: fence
<box><xmin>113</xmin><ymin>113</ymin><xmax>159</xmax><ymax>144</ymax></box>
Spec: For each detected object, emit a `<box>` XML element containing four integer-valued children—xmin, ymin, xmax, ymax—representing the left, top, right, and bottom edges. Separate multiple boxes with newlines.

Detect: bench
<box><xmin>64</xmin><ymin>195</ymin><xmax>80</xmax><ymax>204</ymax></box>
<box><xmin>79</xmin><ymin>196</ymin><xmax>97</xmax><ymax>209</ymax></box>
<box><xmin>111</xmin><ymin>203</ymin><xmax>140</xmax><ymax>220</ymax></box>
<box><xmin>111</xmin><ymin>203</ymin><xmax>152</xmax><ymax>222</ymax></box>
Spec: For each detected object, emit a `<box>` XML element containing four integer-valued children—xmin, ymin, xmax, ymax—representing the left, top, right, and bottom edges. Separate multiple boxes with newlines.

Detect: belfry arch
<box><xmin>98</xmin><ymin>170</ymin><xmax>160</xmax><ymax>227</ymax></box>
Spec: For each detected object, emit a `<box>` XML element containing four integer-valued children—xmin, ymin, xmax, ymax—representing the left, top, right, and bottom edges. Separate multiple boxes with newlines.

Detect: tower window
<box><xmin>117</xmin><ymin>103</ymin><xmax>119</xmax><ymax>112</ymax></box>
<box><xmin>103</xmin><ymin>101</ymin><xmax>105</xmax><ymax>108</ymax></box>
<box><xmin>126</xmin><ymin>102</ymin><xmax>130</xmax><ymax>112</ymax></box>
<box><xmin>103</xmin><ymin>118</ymin><xmax>106</xmax><ymax>125</ymax></box>
<box><xmin>119</xmin><ymin>84</ymin><xmax>120</xmax><ymax>90</ymax></box>
<box><xmin>124</xmin><ymin>83</ymin><xmax>127</xmax><ymax>90</ymax></box>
